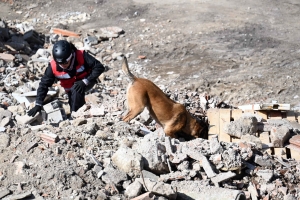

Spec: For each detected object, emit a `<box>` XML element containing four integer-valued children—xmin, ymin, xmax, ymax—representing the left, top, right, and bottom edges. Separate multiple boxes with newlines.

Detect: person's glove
<box><xmin>27</xmin><ymin>105</ymin><xmax>42</xmax><ymax>117</ymax></box>
<box><xmin>72</xmin><ymin>80</ymin><xmax>86</xmax><ymax>94</ymax></box>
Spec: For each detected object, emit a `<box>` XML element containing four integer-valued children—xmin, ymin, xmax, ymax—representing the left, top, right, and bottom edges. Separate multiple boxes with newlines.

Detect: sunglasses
<box><xmin>58</xmin><ymin>60</ymin><xmax>70</xmax><ymax>65</ymax></box>
<box><xmin>57</xmin><ymin>53</ymin><xmax>72</xmax><ymax>65</ymax></box>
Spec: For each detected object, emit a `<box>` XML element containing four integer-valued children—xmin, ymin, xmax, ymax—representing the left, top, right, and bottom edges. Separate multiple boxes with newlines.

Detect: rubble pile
<box><xmin>0</xmin><ymin>18</ymin><xmax>300</xmax><ymax>200</ymax></box>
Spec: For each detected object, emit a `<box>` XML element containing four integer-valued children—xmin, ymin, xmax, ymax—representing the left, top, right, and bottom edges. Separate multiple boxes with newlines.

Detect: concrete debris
<box><xmin>0</xmin><ymin>16</ymin><xmax>299</xmax><ymax>200</ymax></box>
<box><xmin>225</xmin><ymin>113</ymin><xmax>258</xmax><ymax>138</ymax></box>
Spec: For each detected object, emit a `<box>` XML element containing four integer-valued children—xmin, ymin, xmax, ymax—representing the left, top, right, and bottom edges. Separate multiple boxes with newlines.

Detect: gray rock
<box><xmin>111</xmin><ymin>146</ymin><xmax>144</xmax><ymax>175</ymax></box>
<box><xmin>102</xmin><ymin>164</ymin><xmax>128</xmax><ymax>184</ymax></box>
<box><xmin>125</xmin><ymin>180</ymin><xmax>143</xmax><ymax>198</ymax></box>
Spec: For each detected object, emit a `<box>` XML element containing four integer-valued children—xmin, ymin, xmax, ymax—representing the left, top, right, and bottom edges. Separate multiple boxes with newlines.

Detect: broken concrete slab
<box><xmin>171</xmin><ymin>180</ymin><xmax>246</xmax><ymax>200</ymax></box>
<box><xmin>136</xmin><ymin>178</ymin><xmax>177</xmax><ymax>200</ymax></box>
<box><xmin>211</xmin><ymin>171</ymin><xmax>236</xmax><ymax>186</ymax></box>
<box><xmin>256</xmin><ymin>169</ymin><xmax>274</xmax><ymax>182</ymax></box>
<box><xmin>12</xmin><ymin>90</ymin><xmax>57</xmax><ymax>108</ymax></box>
<box><xmin>15</xmin><ymin>112</ymin><xmax>40</xmax><ymax>125</ymax></box>
<box><xmin>0</xmin><ymin>188</ymin><xmax>11</xmax><ymax>199</ymax></box>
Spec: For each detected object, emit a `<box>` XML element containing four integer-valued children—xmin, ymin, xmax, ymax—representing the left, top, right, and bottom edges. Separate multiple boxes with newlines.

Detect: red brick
<box><xmin>52</xmin><ymin>28</ymin><xmax>80</xmax><ymax>38</ymax></box>
<box><xmin>289</xmin><ymin>135</ymin><xmax>300</xmax><ymax>147</ymax></box>
<box><xmin>0</xmin><ymin>53</ymin><xmax>14</xmax><ymax>62</ymax></box>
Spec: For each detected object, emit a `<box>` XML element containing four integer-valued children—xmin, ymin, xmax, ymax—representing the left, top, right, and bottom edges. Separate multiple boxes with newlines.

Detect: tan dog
<box><xmin>121</xmin><ymin>57</ymin><xmax>208</xmax><ymax>140</ymax></box>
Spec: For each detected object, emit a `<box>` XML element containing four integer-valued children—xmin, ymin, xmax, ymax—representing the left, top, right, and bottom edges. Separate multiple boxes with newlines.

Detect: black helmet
<box><xmin>52</xmin><ymin>40</ymin><xmax>72</xmax><ymax>63</ymax></box>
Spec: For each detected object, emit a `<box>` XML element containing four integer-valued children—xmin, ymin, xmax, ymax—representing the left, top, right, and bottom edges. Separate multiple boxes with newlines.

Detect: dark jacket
<box><xmin>35</xmin><ymin>50</ymin><xmax>105</xmax><ymax>105</ymax></box>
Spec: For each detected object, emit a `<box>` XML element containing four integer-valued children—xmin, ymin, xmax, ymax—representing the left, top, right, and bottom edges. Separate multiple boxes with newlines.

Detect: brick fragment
<box><xmin>131</xmin><ymin>192</ymin><xmax>154</xmax><ymax>200</ymax></box>
<box><xmin>0</xmin><ymin>53</ymin><xmax>14</xmax><ymax>62</ymax></box>
<box><xmin>39</xmin><ymin>132</ymin><xmax>59</xmax><ymax>144</ymax></box>
<box><xmin>52</xmin><ymin>28</ymin><xmax>80</xmax><ymax>38</ymax></box>
<box><xmin>289</xmin><ymin>135</ymin><xmax>300</xmax><ymax>147</ymax></box>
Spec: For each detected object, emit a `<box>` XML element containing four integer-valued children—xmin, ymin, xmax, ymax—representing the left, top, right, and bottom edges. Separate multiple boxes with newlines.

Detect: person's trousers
<box><xmin>67</xmin><ymin>81</ymin><xmax>96</xmax><ymax>112</ymax></box>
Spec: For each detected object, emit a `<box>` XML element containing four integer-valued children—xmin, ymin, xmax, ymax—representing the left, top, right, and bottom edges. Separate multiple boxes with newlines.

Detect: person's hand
<box><xmin>72</xmin><ymin>80</ymin><xmax>86</xmax><ymax>94</ymax></box>
<box><xmin>27</xmin><ymin>105</ymin><xmax>42</xmax><ymax>117</ymax></box>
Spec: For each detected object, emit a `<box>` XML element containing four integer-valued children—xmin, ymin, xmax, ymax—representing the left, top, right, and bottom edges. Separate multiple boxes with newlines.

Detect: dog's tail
<box><xmin>122</xmin><ymin>57</ymin><xmax>136</xmax><ymax>82</ymax></box>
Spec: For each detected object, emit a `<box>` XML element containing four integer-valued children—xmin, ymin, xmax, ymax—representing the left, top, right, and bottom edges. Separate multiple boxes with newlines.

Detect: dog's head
<box><xmin>192</xmin><ymin>117</ymin><xmax>209</xmax><ymax>139</ymax></box>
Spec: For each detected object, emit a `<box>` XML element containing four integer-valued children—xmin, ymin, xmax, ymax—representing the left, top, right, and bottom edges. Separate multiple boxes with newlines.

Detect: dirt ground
<box><xmin>2</xmin><ymin>0</ymin><xmax>300</xmax><ymax>108</ymax></box>
<box><xmin>1</xmin><ymin>1</ymin><xmax>300</xmax><ymax>199</ymax></box>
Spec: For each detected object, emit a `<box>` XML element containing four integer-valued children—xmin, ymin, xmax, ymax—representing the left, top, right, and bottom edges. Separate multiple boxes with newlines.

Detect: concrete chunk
<box><xmin>125</xmin><ymin>180</ymin><xmax>143</xmax><ymax>198</ymax></box>
<box><xmin>256</xmin><ymin>169</ymin><xmax>274</xmax><ymax>182</ymax></box>
<box><xmin>136</xmin><ymin>178</ymin><xmax>177</xmax><ymax>200</ymax></box>
<box><xmin>101</xmin><ymin>164</ymin><xmax>128</xmax><ymax>184</ymax></box>
<box><xmin>224</xmin><ymin>114</ymin><xmax>258</xmax><ymax>138</ymax></box>
<box><xmin>0</xmin><ymin>188</ymin><xmax>10</xmax><ymax>199</ymax></box>
<box><xmin>201</xmin><ymin>155</ymin><xmax>217</xmax><ymax>178</ymax></box>
<box><xmin>270</xmin><ymin>126</ymin><xmax>290</xmax><ymax>148</ymax></box>
<box><xmin>211</xmin><ymin>171</ymin><xmax>236</xmax><ymax>186</ymax></box>
<box><xmin>111</xmin><ymin>146</ymin><xmax>144</xmax><ymax>175</ymax></box>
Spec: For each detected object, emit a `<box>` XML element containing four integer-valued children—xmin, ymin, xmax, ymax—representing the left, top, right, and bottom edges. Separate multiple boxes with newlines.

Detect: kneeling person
<box><xmin>28</xmin><ymin>40</ymin><xmax>105</xmax><ymax>116</ymax></box>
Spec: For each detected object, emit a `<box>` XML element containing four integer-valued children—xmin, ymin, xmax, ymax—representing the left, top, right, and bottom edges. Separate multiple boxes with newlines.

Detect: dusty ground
<box><xmin>1</xmin><ymin>1</ymin><xmax>300</xmax><ymax>199</ymax></box>
<box><xmin>2</xmin><ymin>0</ymin><xmax>300</xmax><ymax>109</ymax></box>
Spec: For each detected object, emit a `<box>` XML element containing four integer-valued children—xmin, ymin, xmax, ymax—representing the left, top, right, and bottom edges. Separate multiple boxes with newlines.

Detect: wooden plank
<box><xmin>231</xmin><ymin>109</ymin><xmax>243</xmax><ymax>121</ymax></box>
<box><xmin>259</xmin><ymin>103</ymin><xmax>290</xmax><ymax>111</ymax></box>
<box><xmin>286</xmin><ymin>111</ymin><xmax>297</xmax><ymax>122</ymax></box>
<box><xmin>255</xmin><ymin>110</ymin><xmax>268</xmax><ymax>121</ymax></box>
<box><xmin>286</xmin><ymin>144</ymin><xmax>300</xmax><ymax>160</ymax></box>
<box><xmin>259</xmin><ymin>132</ymin><xmax>270</xmax><ymax>149</ymax></box>
<box><xmin>231</xmin><ymin>136</ymin><xmax>240</xmax><ymax>143</ymax></box>
<box><xmin>272</xmin><ymin>147</ymin><xmax>287</xmax><ymax>158</ymax></box>
<box><xmin>207</xmin><ymin>108</ymin><xmax>220</xmax><ymax>135</ymax></box>
<box><xmin>269</xmin><ymin>111</ymin><xmax>283</xmax><ymax>119</ymax></box>
<box><xmin>219</xmin><ymin>109</ymin><xmax>231</xmax><ymax>142</ymax></box>
<box><xmin>208</xmin><ymin>134</ymin><xmax>218</xmax><ymax>140</ymax></box>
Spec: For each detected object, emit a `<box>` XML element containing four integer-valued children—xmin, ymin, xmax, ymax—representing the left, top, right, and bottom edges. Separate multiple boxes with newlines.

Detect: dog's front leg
<box><xmin>163</xmin><ymin>125</ymin><xmax>179</xmax><ymax>139</ymax></box>
<box><xmin>122</xmin><ymin>109</ymin><xmax>142</xmax><ymax>122</ymax></box>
